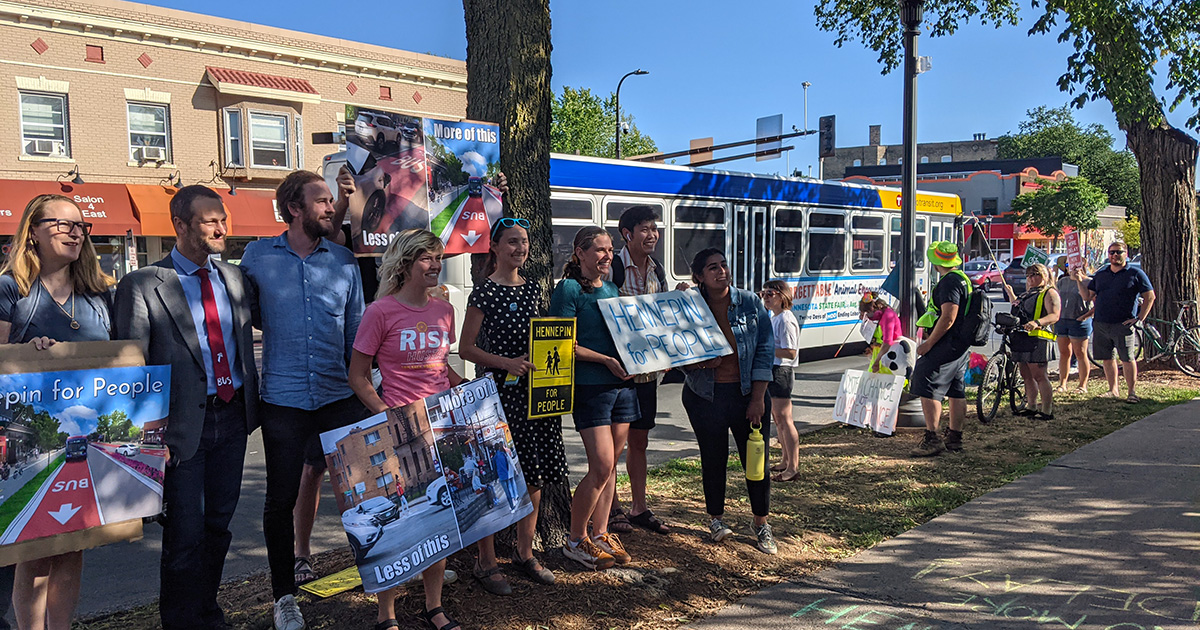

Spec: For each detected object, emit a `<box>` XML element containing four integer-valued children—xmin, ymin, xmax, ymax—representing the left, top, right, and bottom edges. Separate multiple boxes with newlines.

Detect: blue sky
<box><xmin>140</xmin><ymin>0</ymin><xmax>1193</xmax><ymax>175</ymax></box>
<box><xmin>0</xmin><ymin>366</ymin><xmax>170</xmax><ymax>437</ymax></box>
<box><xmin>424</xmin><ymin>118</ymin><xmax>500</xmax><ymax>177</ymax></box>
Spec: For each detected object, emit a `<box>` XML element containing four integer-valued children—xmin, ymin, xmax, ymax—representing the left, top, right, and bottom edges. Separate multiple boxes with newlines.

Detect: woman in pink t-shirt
<box><xmin>860</xmin><ymin>293</ymin><xmax>902</xmax><ymax>374</ymax></box>
<box><xmin>348</xmin><ymin>229</ymin><xmax>462</xmax><ymax>630</ymax></box>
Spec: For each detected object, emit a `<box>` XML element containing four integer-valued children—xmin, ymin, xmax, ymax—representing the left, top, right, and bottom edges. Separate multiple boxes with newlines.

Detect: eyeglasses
<box><xmin>36</xmin><ymin>218</ymin><xmax>92</xmax><ymax>235</ymax></box>
<box><xmin>1108</xmin><ymin>250</ymin><xmax>1126</xmax><ymax>256</ymax></box>
<box><xmin>758</xmin><ymin>289</ymin><xmax>779</xmax><ymax>298</ymax></box>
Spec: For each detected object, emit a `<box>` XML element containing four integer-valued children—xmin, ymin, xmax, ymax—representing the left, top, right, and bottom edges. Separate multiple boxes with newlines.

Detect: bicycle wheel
<box><xmin>1009</xmin><ymin>361</ymin><xmax>1028</xmax><ymax>415</ymax></box>
<box><xmin>976</xmin><ymin>354</ymin><xmax>1005</xmax><ymax>424</ymax></box>
<box><xmin>1172</xmin><ymin>326</ymin><xmax>1200</xmax><ymax>377</ymax></box>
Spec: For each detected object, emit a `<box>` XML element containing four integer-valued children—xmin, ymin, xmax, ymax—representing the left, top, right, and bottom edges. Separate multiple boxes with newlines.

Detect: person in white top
<box><xmin>759</xmin><ymin>279</ymin><xmax>801</xmax><ymax>482</ymax></box>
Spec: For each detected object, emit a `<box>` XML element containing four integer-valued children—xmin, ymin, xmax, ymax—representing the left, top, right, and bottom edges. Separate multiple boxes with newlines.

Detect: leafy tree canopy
<box><xmin>1115</xmin><ymin>216</ymin><xmax>1141</xmax><ymax>249</ymax></box>
<box><xmin>1009</xmin><ymin>176</ymin><xmax>1106</xmax><ymax>245</ymax></box>
<box><xmin>551</xmin><ymin>86</ymin><xmax>658</xmax><ymax>159</ymax></box>
<box><xmin>997</xmin><ymin>105</ymin><xmax>1141</xmax><ymax>216</ymax></box>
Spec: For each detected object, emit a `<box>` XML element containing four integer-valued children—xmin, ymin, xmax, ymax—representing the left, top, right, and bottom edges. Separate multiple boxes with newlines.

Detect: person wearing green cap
<box><xmin>909</xmin><ymin>241</ymin><xmax>972</xmax><ymax>457</ymax></box>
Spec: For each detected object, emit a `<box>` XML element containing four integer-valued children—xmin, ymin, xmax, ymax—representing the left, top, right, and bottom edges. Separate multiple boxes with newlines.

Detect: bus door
<box><xmin>732</xmin><ymin>204</ymin><xmax>768</xmax><ymax>292</ymax></box>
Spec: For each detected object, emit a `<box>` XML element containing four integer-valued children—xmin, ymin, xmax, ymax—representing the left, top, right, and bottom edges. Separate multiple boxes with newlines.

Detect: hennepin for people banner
<box><xmin>341</xmin><ymin>105</ymin><xmax>502</xmax><ymax>256</ymax></box>
<box><xmin>319</xmin><ymin>376</ymin><xmax>532</xmax><ymax>593</ymax></box>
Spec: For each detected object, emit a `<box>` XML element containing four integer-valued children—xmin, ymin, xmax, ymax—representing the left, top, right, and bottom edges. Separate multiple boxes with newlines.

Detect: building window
<box><xmin>369</xmin><ymin>452</ymin><xmax>386</xmax><ymax>466</ymax></box>
<box><xmin>981</xmin><ymin>198</ymin><xmax>999</xmax><ymax>215</ymax></box>
<box><xmin>364</xmin><ymin>431</ymin><xmax>380</xmax><ymax>446</ymax></box>
<box><xmin>19</xmin><ymin>92</ymin><xmax>69</xmax><ymax>157</ymax></box>
<box><xmin>128</xmin><ymin>103</ymin><xmax>170</xmax><ymax>162</ymax></box>
<box><xmin>413</xmin><ymin>451</ymin><xmax>421</xmax><ymax>473</ymax></box>
<box><xmin>878</xmin><ymin>158</ymin><xmax>887</xmax><ymax>165</ymax></box>
<box><xmin>379</xmin><ymin>86</ymin><xmax>392</xmax><ymax>101</ymax></box>
<box><xmin>223</xmin><ymin>108</ymin><xmax>243</xmax><ymax>167</ymax></box>
<box><xmin>249</xmin><ymin>111</ymin><xmax>289</xmax><ymax>168</ymax></box>
<box><xmin>375</xmin><ymin>473</ymin><xmax>394</xmax><ymax>489</ymax></box>
<box><xmin>852</xmin><ymin>159</ymin><xmax>862</xmax><ymax>167</ymax></box>
<box><xmin>85</xmin><ymin>45</ymin><xmax>104</xmax><ymax>63</ymax></box>
<box><xmin>941</xmin><ymin>155</ymin><xmax>952</xmax><ymax>163</ymax></box>
<box><xmin>920</xmin><ymin>156</ymin><xmax>929</xmax><ymax>163</ymax></box>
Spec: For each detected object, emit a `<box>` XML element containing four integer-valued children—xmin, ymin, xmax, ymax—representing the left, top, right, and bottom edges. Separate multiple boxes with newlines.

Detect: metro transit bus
<box><xmin>323</xmin><ymin>152</ymin><xmax>962</xmax><ymax>354</ymax></box>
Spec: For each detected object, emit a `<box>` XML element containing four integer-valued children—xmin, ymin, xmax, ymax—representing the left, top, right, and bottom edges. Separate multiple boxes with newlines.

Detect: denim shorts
<box><xmin>1054</xmin><ymin>318</ymin><xmax>1093</xmax><ymax>340</ymax></box>
<box><xmin>571</xmin><ymin>383</ymin><xmax>641</xmax><ymax>431</ymax></box>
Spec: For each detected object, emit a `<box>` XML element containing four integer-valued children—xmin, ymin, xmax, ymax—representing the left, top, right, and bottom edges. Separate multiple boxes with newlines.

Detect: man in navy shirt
<box><xmin>1076</xmin><ymin>241</ymin><xmax>1155</xmax><ymax>402</ymax></box>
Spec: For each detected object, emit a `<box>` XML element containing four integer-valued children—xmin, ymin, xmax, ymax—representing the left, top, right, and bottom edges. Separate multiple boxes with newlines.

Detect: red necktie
<box><xmin>196</xmin><ymin>269</ymin><xmax>235</xmax><ymax>403</ymax></box>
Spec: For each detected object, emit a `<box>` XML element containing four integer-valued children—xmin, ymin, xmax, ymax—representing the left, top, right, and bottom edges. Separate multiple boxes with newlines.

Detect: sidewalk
<box><xmin>687</xmin><ymin>398</ymin><xmax>1200</xmax><ymax>630</ymax></box>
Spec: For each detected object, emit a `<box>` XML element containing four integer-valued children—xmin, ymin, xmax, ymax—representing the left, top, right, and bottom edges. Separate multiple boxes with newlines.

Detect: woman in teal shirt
<box><xmin>549</xmin><ymin>226</ymin><xmax>637</xmax><ymax>571</ymax></box>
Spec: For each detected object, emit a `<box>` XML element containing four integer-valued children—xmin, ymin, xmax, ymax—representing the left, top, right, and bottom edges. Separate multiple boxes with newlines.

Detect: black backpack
<box><xmin>948</xmin><ymin>269</ymin><xmax>992</xmax><ymax>347</ymax></box>
<box><xmin>611</xmin><ymin>254</ymin><xmax>667</xmax><ymax>289</ymax></box>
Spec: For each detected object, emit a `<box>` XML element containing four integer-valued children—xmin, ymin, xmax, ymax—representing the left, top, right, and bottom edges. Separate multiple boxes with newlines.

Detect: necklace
<box><xmin>42</xmin><ymin>280</ymin><xmax>79</xmax><ymax>330</ymax></box>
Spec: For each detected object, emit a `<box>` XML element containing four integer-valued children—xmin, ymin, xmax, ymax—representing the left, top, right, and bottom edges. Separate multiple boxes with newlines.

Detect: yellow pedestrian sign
<box><xmin>529</xmin><ymin>317</ymin><xmax>574</xmax><ymax>418</ymax></box>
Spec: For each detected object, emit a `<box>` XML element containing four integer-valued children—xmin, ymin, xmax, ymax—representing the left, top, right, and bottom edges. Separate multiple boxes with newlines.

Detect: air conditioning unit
<box><xmin>28</xmin><ymin>139</ymin><xmax>65</xmax><ymax>156</ymax></box>
<box><xmin>137</xmin><ymin>146</ymin><xmax>167</xmax><ymax>162</ymax></box>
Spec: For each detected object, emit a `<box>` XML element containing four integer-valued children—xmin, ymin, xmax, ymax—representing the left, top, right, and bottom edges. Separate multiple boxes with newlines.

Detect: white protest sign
<box><xmin>832</xmin><ymin>369</ymin><xmax>906</xmax><ymax>435</ymax></box>
<box><xmin>597</xmin><ymin>290</ymin><xmax>734</xmax><ymax>375</ymax></box>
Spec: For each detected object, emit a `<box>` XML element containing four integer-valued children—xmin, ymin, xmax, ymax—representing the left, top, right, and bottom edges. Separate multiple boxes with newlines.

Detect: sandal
<box><xmin>1013</xmin><ymin>408</ymin><xmax>1036</xmax><ymax>417</ymax></box>
<box><xmin>1072</xmin><ymin>387</ymin><xmax>1088</xmax><ymax>394</ymax></box>
<box><xmin>472</xmin><ymin>562</ymin><xmax>512</xmax><ymax>595</ymax></box>
<box><xmin>420</xmin><ymin>607</ymin><xmax>461</xmax><ymax>630</ymax></box>
<box><xmin>1032</xmin><ymin>411</ymin><xmax>1055</xmax><ymax>421</ymax></box>
<box><xmin>510</xmin><ymin>552</ymin><xmax>555</xmax><ymax>584</ymax></box>
<box><xmin>628</xmin><ymin>509</ymin><xmax>671</xmax><ymax>534</ymax></box>
<box><xmin>374</xmin><ymin>621</ymin><xmax>399</xmax><ymax>630</ymax></box>
<box><xmin>769</xmin><ymin>462</ymin><xmax>786</xmax><ymax>473</ymax></box>
<box><xmin>293</xmin><ymin>556</ymin><xmax>316</xmax><ymax>587</ymax></box>
<box><xmin>1125</xmin><ymin>394</ymin><xmax>1142</xmax><ymax>404</ymax></box>
<box><xmin>607</xmin><ymin>506</ymin><xmax>634</xmax><ymax>533</ymax></box>
<box><xmin>770</xmin><ymin>471</ymin><xmax>801</xmax><ymax>483</ymax></box>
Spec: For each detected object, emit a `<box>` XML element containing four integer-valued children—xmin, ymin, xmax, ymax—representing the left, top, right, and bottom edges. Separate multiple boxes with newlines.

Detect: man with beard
<box><xmin>239</xmin><ymin>170</ymin><xmax>367</xmax><ymax>630</ymax></box>
<box><xmin>115</xmin><ymin>185</ymin><xmax>260</xmax><ymax>630</ymax></box>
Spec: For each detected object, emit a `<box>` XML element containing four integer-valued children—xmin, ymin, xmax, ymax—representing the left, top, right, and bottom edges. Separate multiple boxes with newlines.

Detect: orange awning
<box><xmin>219</xmin><ymin>188</ymin><xmax>287</xmax><ymax>237</ymax></box>
<box><xmin>0</xmin><ymin>180</ymin><xmax>140</xmax><ymax>235</ymax></box>
<box><xmin>126</xmin><ymin>185</ymin><xmax>177</xmax><ymax>237</ymax></box>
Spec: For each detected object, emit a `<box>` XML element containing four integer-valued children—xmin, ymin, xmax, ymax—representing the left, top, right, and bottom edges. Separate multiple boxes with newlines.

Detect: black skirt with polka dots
<box><xmin>468</xmin><ymin>279</ymin><xmax>569</xmax><ymax>487</ymax></box>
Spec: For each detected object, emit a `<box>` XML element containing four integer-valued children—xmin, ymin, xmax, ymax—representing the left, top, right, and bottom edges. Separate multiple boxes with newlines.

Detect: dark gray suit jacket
<box><xmin>114</xmin><ymin>257</ymin><xmax>259</xmax><ymax>462</ymax></box>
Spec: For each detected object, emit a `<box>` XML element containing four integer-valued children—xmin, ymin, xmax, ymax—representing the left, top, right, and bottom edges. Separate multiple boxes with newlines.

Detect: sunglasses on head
<box><xmin>491</xmin><ymin>217</ymin><xmax>530</xmax><ymax>239</ymax></box>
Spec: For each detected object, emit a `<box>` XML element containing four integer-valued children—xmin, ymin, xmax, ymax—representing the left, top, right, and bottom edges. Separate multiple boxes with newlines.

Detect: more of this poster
<box><xmin>0</xmin><ymin>365</ymin><xmax>170</xmax><ymax>547</ymax></box>
<box><xmin>320</xmin><ymin>376</ymin><xmax>532</xmax><ymax>593</ymax></box>
<box><xmin>424</xmin><ymin>118</ymin><xmax>503</xmax><ymax>255</ymax></box>
<box><xmin>1065</xmin><ymin>231</ymin><xmax>1083</xmax><ymax>269</ymax></box>
<box><xmin>597</xmin><ymin>290</ymin><xmax>734</xmax><ymax>375</ymax></box>
<box><xmin>832</xmin><ymin>369</ymin><xmax>906</xmax><ymax>435</ymax></box>
<box><xmin>528</xmin><ymin>317</ymin><xmax>574</xmax><ymax>418</ymax></box>
<box><xmin>343</xmin><ymin>104</ymin><xmax>430</xmax><ymax>255</ymax></box>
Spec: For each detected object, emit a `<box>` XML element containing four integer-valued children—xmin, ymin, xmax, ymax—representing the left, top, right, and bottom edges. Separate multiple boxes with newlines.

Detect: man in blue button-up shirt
<box><xmin>239</xmin><ymin>170</ymin><xmax>367</xmax><ymax>630</ymax></box>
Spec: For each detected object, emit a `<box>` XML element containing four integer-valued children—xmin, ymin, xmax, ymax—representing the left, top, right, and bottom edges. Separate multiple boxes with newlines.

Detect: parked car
<box><xmin>65</xmin><ymin>436</ymin><xmax>88</xmax><ymax>462</ymax></box>
<box><xmin>426</xmin><ymin>475</ymin><xmax>452</xmax><ymax>508</ymax></box>
<box><xmin>342</xmin><ymin>504</ymin><xmax>385</xmax><ymax>561</ymax></box>
<box><xmin>398</xmin><ymin>119</ymin><xmax>421</xmax><ymax>143</ymax></box>
<box><xmin>116</xmin><ymin>443</ymin><xmax>140</xmax><ymax>457</ymax></box>
<box><xmin>963</xmin><ymin>259</ymin><xmax>1004</xmax><ymax>291</ymax></box>
<box><xmin>353</xmin><ymin>112</ymin><xmax>400</xmax><ymax>152</ymax></box>
<box><xmin>1002</xmin><ymin>258</ymin><xmax>1027</xmax><ymax>295</ymax></box>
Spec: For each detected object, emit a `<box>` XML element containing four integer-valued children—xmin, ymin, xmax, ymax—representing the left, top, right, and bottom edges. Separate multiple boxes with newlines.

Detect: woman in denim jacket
<box><xmin>681</xmin><ymin>248</ymin><xmax>777</xmax><ymax>554</ymax></box>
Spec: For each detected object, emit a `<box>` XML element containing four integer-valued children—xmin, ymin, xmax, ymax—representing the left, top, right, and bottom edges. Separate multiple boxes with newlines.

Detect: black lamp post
<box><xmin>898</xmin><ymin>0</ymin><xmax>924</xmax><ymax>338</ymax></box>
<box><xmin>615</xmin><ymin>69</ymin><xmax>648</xmax><ymax>159</ymax></box>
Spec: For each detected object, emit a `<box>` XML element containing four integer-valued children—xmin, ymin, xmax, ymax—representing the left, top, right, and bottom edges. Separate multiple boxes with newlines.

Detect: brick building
<box><xmin>327</xmin><ymin>420</ymin><xmax>405</xmax><ymax>510</ymax></box>
<box><xmin>386</xmin><ymin>403</ymin><xmax>439</xmax><ymax>491</ymax></box>
<box><xmin>821</xmin><ymin>124</ymin><xmax>998</xmax><ymax>180</ymax></box>
<box><xmin>0</xmin><ymin>0</ymin><xmax>467</xmax><ymax>275</ymax></box>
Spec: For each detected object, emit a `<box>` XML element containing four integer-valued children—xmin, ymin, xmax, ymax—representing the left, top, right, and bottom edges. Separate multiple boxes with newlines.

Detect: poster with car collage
<box><xmin>342</xmin><ymin>106</ymin><xmax>503</xmax><ymax>256</ymax></box>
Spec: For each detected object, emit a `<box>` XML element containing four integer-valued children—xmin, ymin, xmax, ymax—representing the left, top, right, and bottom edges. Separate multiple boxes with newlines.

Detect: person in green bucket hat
<box><xmin>909</xmin><ymin>241</ymin><xmax>972</xmax><ymax>457</ymax></box>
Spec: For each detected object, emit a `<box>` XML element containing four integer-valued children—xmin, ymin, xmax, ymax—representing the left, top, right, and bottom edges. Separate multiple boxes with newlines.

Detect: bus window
<box><xmin>932</xmin><ymin>225</ymin><xmax>941</xmax><ymax>242</ymax></box>
<box><xmin>673</xmin><ymin>204</ymin><xmax>726</xmax><ymax>277</ymax></box>
<box><xmin>774</xmin><ymin>231</ymin><xmax>803</xmax><ymax>274</ymax></box>
<box><xmin>552</xmin><ymin>223</ymin><xmax>592</xmax><ymax>279</ymax></box>
<box><xmin>889</xmin><ymin>216</ymin><xmax>928</xmax><ymax>270</ymax></box>
<box><xmin>551</xmin><ymin>197</ymin><xmax>594</xmax><ymax>220</ymax></box>
<box><xmin>851</xmin><ymin>213</ymin><xmax>885</xmax><ymax>272</ymax></box>
<box><xmin>807</xmin><ymin>211</ymin><xmax>845</xmax><ymax>273</ymax></box>
<box><xmin>606</xmin><ymin>200</ymin><xmax>663</xmax><ymax>223</ymax></box>
<box><xmin>775</xmin><ymin>209</ymin><xmax>804</xmax><ymax>228</ymax></box>
<box><xmin>810</xmin><ymin>213</ymin><xmax>844</xmax><ymax>229</ymax></box>
<box><xmin>851</xmin><ymin>216</ymin><xmax>884</xmax><ymax>231</ymax></box>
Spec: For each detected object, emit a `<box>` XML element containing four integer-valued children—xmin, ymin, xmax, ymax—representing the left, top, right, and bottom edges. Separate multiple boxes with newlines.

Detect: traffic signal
<box><xmin>818</xmin><ymin>115</ymin><xmax>836</xmax><ymax>158</ymax></box>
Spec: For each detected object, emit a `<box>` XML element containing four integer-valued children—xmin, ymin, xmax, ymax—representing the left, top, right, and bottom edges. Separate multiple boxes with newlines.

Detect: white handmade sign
<box><xmin>832</xmin><ymin>369</ymin><xmax>906</xmax><ymax>435</ymax></box>
<box><xmin>597</xmin><ymin>290</ymin><xmax>734</xmax><ymax>375</ymax></box>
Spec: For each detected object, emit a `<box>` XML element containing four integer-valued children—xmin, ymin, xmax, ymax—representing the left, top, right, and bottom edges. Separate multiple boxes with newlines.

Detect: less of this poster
<box><xmin>832</xmin><ymin>369</ymin><xmax>906</xmax><ymax>435</ymax></box>
<box><xmin>423</xmin><ymin>118</ymin><xmax>503</xmax><ymax>255</ymax></box>
<box><xmin>320</xmin><ymin>376</ymin><xmax>532</xmax><ymax>593</ymax></box>
<box><xmin>0</xmin><ymin>341</ymin><xmax>170</xmax><ymax>563</ymax></box>
<box><xmin>528</xmin><ymin>317</ymin><xmax>574</xmax><ymax>419</ymax></box>
<box><xmin>343</xmin><ymin>104</ymin><xmax>430</xmax><ymax>255</ymax></box>
<box><xmin>597</xmin><ymin>290</ymin><xmax>734</xmax><ymax>375</ymax></box>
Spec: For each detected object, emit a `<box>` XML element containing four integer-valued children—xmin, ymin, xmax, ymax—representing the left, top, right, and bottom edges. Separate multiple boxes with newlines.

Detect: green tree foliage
<box><xmin>813</xmin><ymin>0</ymin><xmax>1199</xmax><ymax>324</ymax></box>
<box><xmin>30</xmin><ymin>412</ymin><xmax>62</xmax><ymax>452</ymax></box>
<box><xmin>1115</xmin><ymin>216</ymin><xmax>1142</xmax><ymax>250</ymax></box>
<box><xmin>99</xmin><ymin>410</ymin><xmax>136</xmax><ymax>442</ymax></box>
<box><xmin>1010</xmin><ymin>176</ymin><xmax>1106</xmax><ymax>249</ymax></box>
<box><xmin>997</xmin><ymin>105</ymin><xmax>1141</xmax><ymax>216</ymax></box>
<box><xmin>551</xmin><ymin>86</ymin><xmax>658</xmax><ymax>158</ymax></box>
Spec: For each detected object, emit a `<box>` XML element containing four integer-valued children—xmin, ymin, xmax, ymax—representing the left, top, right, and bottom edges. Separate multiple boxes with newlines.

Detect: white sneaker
<box><xmin>709</xmin><ymin>517</ymin><xmax>733</xmax><ymax>542</ymax></box>
<box><xmin>273</xmin><ymin>594</ymin><xmax>305</xmax><ymax>630</ymax></box>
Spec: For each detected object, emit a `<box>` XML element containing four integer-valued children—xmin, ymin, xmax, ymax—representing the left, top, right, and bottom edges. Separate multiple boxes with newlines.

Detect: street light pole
<box><xmin>615</xmin><ymin>69</ymin><xmax>648</xmax><ymax>159</ymax></box>
<box><xmin>899</xmin><ymin>0</ymin><xmax>924</xmax><ymax>338</ymax></box>
<box><xmin>801</xmin><ymin>81</ymin><xmax>812</xmax><ymax>132</ymax></box>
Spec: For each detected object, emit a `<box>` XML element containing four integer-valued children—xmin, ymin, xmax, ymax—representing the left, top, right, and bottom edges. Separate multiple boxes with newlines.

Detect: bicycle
<box><xmin>1087</xmin><ymin>300</ymin><xmax>1200</xmax><ymax>377</ymax></box>
<box><xmin>975</xmin><ymin>311</ymin><xmax>1029</xmax><ymax>424</ymax></box>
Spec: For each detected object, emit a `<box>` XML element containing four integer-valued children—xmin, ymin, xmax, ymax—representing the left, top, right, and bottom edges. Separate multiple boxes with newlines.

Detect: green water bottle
<box><xmin>746</xmin><ymin>422</ymin><xmax>765</xmax><ymax>481</ymax></box>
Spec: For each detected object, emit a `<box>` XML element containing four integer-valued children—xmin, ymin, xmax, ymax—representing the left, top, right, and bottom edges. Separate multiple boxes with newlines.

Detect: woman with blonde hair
<box><xmin>348</xmin><ymin>229</ymin><xmax>463</xmax><ymax>630</ymax></box>
<box><xmin>758</xmin><ymin>280</ymin><xmax>800</xmax><ymax>482</ymax></box>
<box><xmin>0</xmin><ymin>194</ymin><xmax>115</xmax><ymax>630</ymax></box>
<box><xmin>1001</xmin><ymin>263</ymin><xmax>1061</xmax><ymax>418</ymax></box>
<box><xmin>1054</xmin><ymin>257</ymin><xmax>1093</xmax><ymax>393</ymax></box>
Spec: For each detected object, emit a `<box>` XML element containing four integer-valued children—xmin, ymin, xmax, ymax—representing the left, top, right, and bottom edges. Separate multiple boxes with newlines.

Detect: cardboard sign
<box><xmin>341</xmin><ymin>105</ymin><xmax>501</xmax><ymax>256</ymax></box>
<box><xmin>597</xmin><ymin>290</ymin><xmax>734</xmax><ymax>375</ymax></box>
<box><xmin>528</xmin><ymin>317</ymin><xmax>574</xmax><ymax>419</ymax></box>
<box><xmin>832</xmin><ymin>369</ymin><xmax>906</xmax><ymax>435</ymax></box>
<box><xmin>1022</xmin><ymin>245</ymin><xmax>1049</xmax><ymax>269</ymax></box>
<box><xmin>1065</xmin><ymin>231</ymin><xmax>1083</xmax><ymax>269</ymax></box>
<box><xmin>320</xmin><ymin>376</ymin><xmax>532</xmax><ymax>593</ymax></box>
<box><xmin>0</xmin><ymin>341</ymin><xmax>168</xmax><ymax>564</ymax></box>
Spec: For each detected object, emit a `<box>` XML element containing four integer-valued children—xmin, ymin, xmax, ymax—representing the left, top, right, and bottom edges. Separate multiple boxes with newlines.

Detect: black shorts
<box><xmin>1093</xmin><ymin>321</ymin><xmax>1138</xmax><ymax>362</ymax></box>
<box><xmin>628</xmin><ymin>379</ymin><xmax>659</xmax><ymax>431</ymax></box>
<box><xmin>767</xmin><ymin>364</ymin><xmax>794</xmax><ymax>399</ymax></box>
<box><xmin>909</xmin><ymin>342</ymin><xmax>970</xmax><ymax>401</ymax></box>
<box><xmin>302</xmin><ymin>396</ymin><xmax>371</xmax><ymax>468</ymax></box>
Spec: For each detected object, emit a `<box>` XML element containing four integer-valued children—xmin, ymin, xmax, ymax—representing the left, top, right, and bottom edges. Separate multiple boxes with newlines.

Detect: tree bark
<box><xmin>464</xmin><ymin>0</ymin><xmax>570</xmax><ymax>549</ymax></box>
<box><xmin>1124</xmin><ymin>120</ymin><xmax>1200</xmax><ymax>332</ymax></box>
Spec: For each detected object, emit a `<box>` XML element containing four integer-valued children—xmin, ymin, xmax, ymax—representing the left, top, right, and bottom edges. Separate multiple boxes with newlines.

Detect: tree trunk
<box><xmin>464</xmin><ymin>0</ymin><xmax>569</xmax><ymax>550</ymax></box>
<box><xmin>1125</xmin><ymin>120</ymin><xmax>1200</xmax><ymax>332</ymax></box>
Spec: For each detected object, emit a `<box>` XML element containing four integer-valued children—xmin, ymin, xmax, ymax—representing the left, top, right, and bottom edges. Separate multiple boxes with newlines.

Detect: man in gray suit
<box><xmin>115</xmin><ymin>185</ymin><xmax>259</xmax><ymax>630</ymax></box>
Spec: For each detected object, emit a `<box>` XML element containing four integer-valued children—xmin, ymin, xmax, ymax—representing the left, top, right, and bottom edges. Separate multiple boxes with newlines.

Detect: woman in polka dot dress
<box><xmin>459</xmin><ymin>217</ymin><xmax>566</xmax><ymax>586</ymax></box>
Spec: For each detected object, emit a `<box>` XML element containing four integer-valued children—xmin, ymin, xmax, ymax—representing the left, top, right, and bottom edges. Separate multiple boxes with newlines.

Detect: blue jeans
<box><xmin>160</xmin><ymin>395</ymin><xmax>248</xmax><ymax>630</ymax></box>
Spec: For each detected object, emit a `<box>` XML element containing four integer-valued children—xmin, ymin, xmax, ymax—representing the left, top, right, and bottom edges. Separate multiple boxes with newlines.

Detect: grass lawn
<box><xmin>430</xmin><ymin>190</ymin><xmax>470</xmax><ymax>236</ymax></box>
<box><xmin>0</xmin><ymin>453</ymin><xmax>64</xmax><ymax>535</ymax></box>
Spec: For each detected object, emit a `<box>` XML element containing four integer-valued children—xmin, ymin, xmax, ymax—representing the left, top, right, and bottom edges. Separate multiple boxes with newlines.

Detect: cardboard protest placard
<box><xmin>343</xmin><ymin>105</ymin><xmax>431</xmax><ymax>255</ymax></box>
<box><xmin>1065</xmin><ymin>231</ymin><xmax>1083</xmax><ymax>269</ymax></box>
<box><xmin>832</xmin><ymin>369</ymin><xmax>906</xmax><ymax>435</ymax></box>
<box><xmin>0</xmin><ymin>341</ymin><xmax>169</xmax><ymax>565</ymax></box>
<box><xmin>1022</xmin><ymin>245</ymin><xmax>1049</xmax><ymax>269</ymax></box>
<box><xmin>320</xmin><ymin>376</ymin><xmax>531</xmax><ymax>593</ymax></box>
<box><xmin>528</xmin><ymin>317</ymin><xmax>574</xmax><ymax>418</ymax></box>
<box><xmin>423</xmin><ymin>118</ymin><xmax>502</xmax><ymax>254</ymax></box>
<box><xmin>597</xmin><ymin>290</ymin><xmax>734</xmax><ymax>376</ymax></box>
